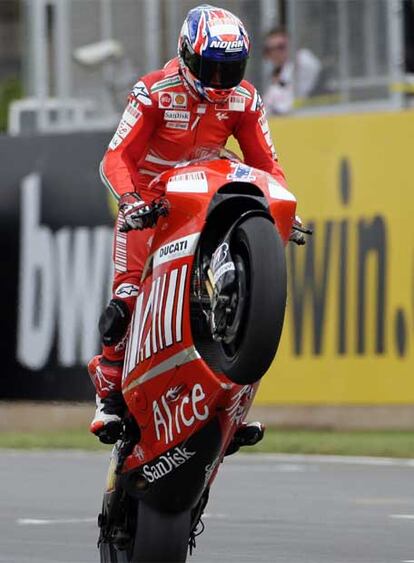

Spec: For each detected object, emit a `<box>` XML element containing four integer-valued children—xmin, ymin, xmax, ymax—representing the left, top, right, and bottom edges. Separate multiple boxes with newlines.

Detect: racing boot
<box><xmin>225</xmin><ymin>421</ymin><xmax>265</xmax><ymax>456</ymax></box>
<box><xmin>88</xmin><ymin>355</ymin><xmax>126</xmax><ymax>444</ymax></box>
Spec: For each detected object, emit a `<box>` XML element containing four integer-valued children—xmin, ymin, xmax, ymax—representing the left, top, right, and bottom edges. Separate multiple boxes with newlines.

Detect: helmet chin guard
<box><xmin>178</xmin><ymin>5</ymin><xmax>250</xmax><ymax>103</ymax></box>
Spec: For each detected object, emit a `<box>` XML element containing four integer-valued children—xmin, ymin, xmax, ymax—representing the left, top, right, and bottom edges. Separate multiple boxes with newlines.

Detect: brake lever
<box><xmin>289</xmin><ymin>221</ymin><xmax>313</xmax><ymax>245</ymax></box>
<box><xmin>153</xmin><ymin>198</ymin><xmax>170</xmax><ymax>218</ymax></box>
<box><xmin>292</xmin><ymin>223</ymin><xmax>313</xmax><ymax>236</ymax></box>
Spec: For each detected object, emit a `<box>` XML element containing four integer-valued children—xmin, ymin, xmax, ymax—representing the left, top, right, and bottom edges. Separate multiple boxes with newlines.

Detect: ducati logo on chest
<box><xmin>159</xmin><ymin>92</ymin><xmax>188</xmax><ymax>109</ymax></box>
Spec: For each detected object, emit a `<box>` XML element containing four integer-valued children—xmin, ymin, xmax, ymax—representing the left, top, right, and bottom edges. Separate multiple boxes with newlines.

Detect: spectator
<box><xmin>262</xmin><ymin>27</ymin><xmax>321</xmax><ymax>115</ymax></box>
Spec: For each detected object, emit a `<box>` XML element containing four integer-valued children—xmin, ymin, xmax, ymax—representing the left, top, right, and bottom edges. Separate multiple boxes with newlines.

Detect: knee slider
<box><xmin>99</xmin><ymin>299</ymin><xmax>131</xmax><ymax>346</ymax></box>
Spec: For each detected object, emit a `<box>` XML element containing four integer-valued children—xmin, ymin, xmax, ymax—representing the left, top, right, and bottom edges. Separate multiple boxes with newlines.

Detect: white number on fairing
<box><xmin>153</xmin><ymin>384</ymin><xmax>209</xmax><ymax>445</ymax></box>
<box><xmin>123</xmin><ymin>264</ymin><xmax>188</xmax><ymax>376</ymax></box>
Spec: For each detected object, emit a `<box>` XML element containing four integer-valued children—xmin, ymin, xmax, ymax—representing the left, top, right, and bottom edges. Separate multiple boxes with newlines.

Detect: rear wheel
<box><xmin>217</xmin><ymin>216</ymin><xmax>287</xmax><ymax>384</ymax></box>
<box><xmin>131</xmin><ymin>502</ymin><xmax>191</xmax><ymax>562</ymax></box>
<box><xmin>100</xmin><ymin>541</ymin><xmax>128</xmax><ymax>563</ymax></box>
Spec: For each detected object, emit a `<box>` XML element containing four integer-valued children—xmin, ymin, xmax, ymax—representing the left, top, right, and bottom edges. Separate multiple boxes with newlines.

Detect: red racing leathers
<box><xmin>99</xmin><ymin>57</ymin><xmax>287</xmax><ymax>367</ymax></box>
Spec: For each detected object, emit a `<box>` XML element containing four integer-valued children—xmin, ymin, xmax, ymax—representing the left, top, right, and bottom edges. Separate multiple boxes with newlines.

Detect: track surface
<box><xmin>1</xmin><ymin>451</ymin><xmax>414</xmax><ymax>562</ymax></box>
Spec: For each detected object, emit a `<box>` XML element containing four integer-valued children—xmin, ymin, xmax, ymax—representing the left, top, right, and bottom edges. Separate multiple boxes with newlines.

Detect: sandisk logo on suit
<box><xmin>164</xmin><ymin>110</ymin><xmax>190</xmax><ymax>122</ymax></box>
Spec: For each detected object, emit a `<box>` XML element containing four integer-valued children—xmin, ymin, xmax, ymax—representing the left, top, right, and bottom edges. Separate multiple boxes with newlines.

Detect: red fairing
<box><xmin>99</xmin><ymin>58</ymin><xmax>287</xmax><ymax>203</ymax></box>
<box><xmin>119</xmin><ymin>158</ymin><xmax>296</xmax><ymax>475</ymax></box>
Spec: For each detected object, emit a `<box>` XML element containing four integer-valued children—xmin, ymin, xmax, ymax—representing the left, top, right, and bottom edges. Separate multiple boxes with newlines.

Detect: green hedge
<box><xmin>0</xmin><ymin>77</ymin><xmax>22</xmax><ymax>132</ymax></box>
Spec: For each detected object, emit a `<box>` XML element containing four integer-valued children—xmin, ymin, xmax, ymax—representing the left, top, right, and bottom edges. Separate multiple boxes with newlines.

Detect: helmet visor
<box><xmin>183</xmin><ymin>49</ymin><xmax>247</xmax><ymax>89</ymax></box>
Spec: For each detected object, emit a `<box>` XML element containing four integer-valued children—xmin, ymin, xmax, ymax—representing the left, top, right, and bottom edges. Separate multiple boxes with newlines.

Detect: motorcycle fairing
<box><xmin>119</xmin><ymin>416</ymin><xmax>222</xmax><ymax>513</ymax></box>
<box><xmin>120</xmin><ymin>156</ymin><xmax>295</xmax><ymax>497</ymax></box>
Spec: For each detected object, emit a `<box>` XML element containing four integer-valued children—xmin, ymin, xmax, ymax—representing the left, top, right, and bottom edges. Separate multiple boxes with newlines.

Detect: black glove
<box><xmin>289</xmin><ymin>215</ymin><xmax>306</xmax><ymax>245</ymax></box>
<box><xmin>118</xmin><ymin>193</ymin><xmax>156</xmax><ymax>232</ymax></box>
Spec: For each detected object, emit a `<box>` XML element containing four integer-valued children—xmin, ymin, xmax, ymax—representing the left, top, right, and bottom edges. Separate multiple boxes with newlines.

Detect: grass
<box><xmin>0</xmin><ymin>428</ymin><xmax>414</xmax><ymax>458</ymax></box>
<box><xmin>249</xmin><ymin>429</ymin><xmax>414</xmax><ymax>458</ymax></box>
<box><xmin>0</xmin><ymin>429</ymin><xmax>106</xmax><ymax>451</ymax></box>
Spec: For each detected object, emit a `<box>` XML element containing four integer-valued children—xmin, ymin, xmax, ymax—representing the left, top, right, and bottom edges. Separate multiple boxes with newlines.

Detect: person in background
<box><xmin>262</xmin><ymin>26</ymin><xmax>321</xmax><ymax>115</ymax></box>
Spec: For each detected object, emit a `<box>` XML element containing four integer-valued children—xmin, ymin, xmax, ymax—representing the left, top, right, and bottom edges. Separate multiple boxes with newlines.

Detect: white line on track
<box><xmin>17</xmin><ymin>513</ymin><xmax>228</xmax><ymax>526</ymax></box>
<box><xmin>203</xmin><ymin>513</ymin><xmax>228</xmax><ymax>519</ymax></box>
<box><xmin>3</xmin><ymin>450</ymin><xmax>414</xmax><ymax>467</ymax></box>
<box><xmin>391</xmin><ymin>515</ymin><xmax>414</xmax><ymax>520</ymax></box>
<box><xmin>17</xmin><ymin>517</ymin><xmax>96</xmax><ymax>525</ymax></box>
<box><xmin>238</xmin><ymin>453</ymin><xmax>414</xmax><ymax>467</ymax></box>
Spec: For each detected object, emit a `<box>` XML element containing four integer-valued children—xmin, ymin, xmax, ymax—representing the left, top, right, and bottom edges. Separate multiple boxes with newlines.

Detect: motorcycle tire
<box><xmin>100</xmin><ymin>542</ymin><xmax>128</xmax><ymax>563</ymax></box>
<box><xmin>131</xmin><ymin>502</ymin><xmax>191</xmax><ymax>562</ymax></box>
<box><xmin>218</xmin><ymin>215</ymin><xmax>287</xmax><ymax>384</ymax></box>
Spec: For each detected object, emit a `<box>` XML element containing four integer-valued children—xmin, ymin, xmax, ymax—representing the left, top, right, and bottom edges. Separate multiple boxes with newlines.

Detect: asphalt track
<box><xmin>1</xmin><ymin>451</ymin><xmax>414</xmax><ymax>563</ymax></box>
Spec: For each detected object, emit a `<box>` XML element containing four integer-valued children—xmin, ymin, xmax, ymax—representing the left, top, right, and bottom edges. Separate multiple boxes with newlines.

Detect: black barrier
<box><xmin>0</xmin><ymin>132</ymin><xmax>114</xmax><ymax>400</ymax></box>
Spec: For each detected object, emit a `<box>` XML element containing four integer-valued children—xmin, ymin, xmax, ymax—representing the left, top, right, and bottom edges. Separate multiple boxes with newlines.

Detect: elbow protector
<box><xmin>98</xmin><ymin>299</ymin><xmax>131</xmax><ymax>346</ymax></box>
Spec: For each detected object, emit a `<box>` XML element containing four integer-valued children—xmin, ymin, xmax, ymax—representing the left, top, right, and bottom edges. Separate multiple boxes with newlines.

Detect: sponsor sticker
<box><xmin>210</xmin><ymin>241</ymin><xmax>229</xmax><ymax>272</ymax></box>
<box><xmin>252</xmin><ymin>91</ymin><xmax>263</xmax><ymax>112</ymax></box>
<box><xmin>197</xmin><ymin>104</ymin><xmax>207</xmax><ymax>114</ymax></box>
<box><xmin>164</xmin><ymin>110</ymin><xmax>190</xmax><ymax>122</ymax></box>
<box><xmin>141</xmin><ymin>446</ymin><xmax>195</xmax><ymax>483</ymax></box>
<box><xmin>159</xmin><ymin>92</ymin><xmax>187</xmax><ymax>109</ymax></box>
<box><xmin>159</xmin><ymin>92</ymin><xmax>173</xmax><ymax>109</ymax></box>
<box><xmin>153</xmin><ymin>232</ymin><xmax>200</xmax><ymax>268</ymax></box>
<box><xmin>117</xmin><ymin>120</ymin><xmax>131</xmax><ymax>138</ymax></box>
<box><xmin>109</xmin><ymin>133</ymin><xmax>122</xmax><ymax>150</ymax></box>
<box><xmin>153</xmin><ymin>383</ymin><xmax>209</xmax><ymax>445</ymax></box>
<box><xmin>228</xmin><ymin>95</ymin><xmax>245</xmax><ymax>112</ymax></box>
<box><xmin>215</xmin><ymin>95</ymin><xmax>245</xmax><ymax>112</ymax></box>
<box><xmin>210</xmin><ymin>39</ymin><xmax>244</xmax><ymax>52</ymax></box>
<box><xmin>259</xmin><ymin>109</ymin><xmax>277</xmax><ymax>158</ymax></box>
<box><xmin>125</xmin><ymin>103</ymin><xmax>142</xmax><ymax>122</ymax></box>
<box><xmin>226</xmin><ymin>385</ymin><xmax>254</xmax><ymax>424</ymax></box>
<box><xmin>204</xmin><ymin>456</ymin><xmax>220</xmax><ymax>487</ymax></box>
<box><xmin>108</xmin><ymin>105</ymin><xmax>142</xmax><ymax>149</ymax></box>
<box><xmin>131</xmin><ymin>80</ymin><xmax>152</xmax><ymax>106</ymax></box>
<box><xmin>166</xmin><ymin>171</ymin><xmax>208</xmax><ymax>193</ymax></box>
<box><xmin>267</xmin><ymin>177</ymin><xmax>296</xmax><ymax>202</ymax></box>
<box><xmin>115</xmin><ymin>283</ymin><xmax>140</xmax><ymax>298</ymax></box>
<box><xmin>165</xmin><ymin>121</ymin><xmax>189</xmax><ymax>131</ymax></box>
<box><xmin>213</xmin><ymin>262</ymin><xmax>235</xmax><ymax>283</ymax></box>
<box><xmin>173</xmin><ymin>93</ymin><xmax>187</xmax><ymax>107</ymax></box>
<box><xmin>227</xmin><ymin>162</ymin><xmax>256</xmax><ymax>182</ymax></box>
<box><xmin>133</xmin><ymin>445</ymin><xmax>145</xmax><ymax>462</ymax></box>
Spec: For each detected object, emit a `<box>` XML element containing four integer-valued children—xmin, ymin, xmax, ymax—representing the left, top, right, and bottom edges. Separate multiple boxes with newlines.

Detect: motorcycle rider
<box><xmin>88</xmin><ymin>4</ymin><xmax>288</xmax><ymax>443</ymax></box>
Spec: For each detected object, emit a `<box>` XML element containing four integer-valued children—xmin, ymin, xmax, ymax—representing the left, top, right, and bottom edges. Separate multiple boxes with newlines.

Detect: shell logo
<box><xmin>174</xmin><ymin>94</ymin><xmax>186</xmax><ymax>106</ymax></box>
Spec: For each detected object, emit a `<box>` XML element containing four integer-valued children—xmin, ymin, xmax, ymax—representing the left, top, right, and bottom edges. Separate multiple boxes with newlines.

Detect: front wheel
<box><xmin>131</xmin><ymin>502</ymin><xmax>191</xmax><ymax>563</ymax></box>
<box><xmin>217</xmin><ymin>216</ymin><xmax>287</xmax><ymax>384</ymax></box>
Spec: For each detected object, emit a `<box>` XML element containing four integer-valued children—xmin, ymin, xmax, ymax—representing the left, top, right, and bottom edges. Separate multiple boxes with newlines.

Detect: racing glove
<box><xmin>289</xmin><ymin>215</ymin><xmax>306</xmax><ymax>245</ymax></box>
<box><xmin>118</xmin><ymin>192</ymin><xmax>156</xmax><ymax>232</ymax></box>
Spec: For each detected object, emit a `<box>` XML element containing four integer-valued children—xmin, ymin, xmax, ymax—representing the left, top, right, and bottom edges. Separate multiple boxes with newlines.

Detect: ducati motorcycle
<box><xmin>98</xmin><ymin>148</ymin><xmax>301</xmax><ymax>562</ymax></box>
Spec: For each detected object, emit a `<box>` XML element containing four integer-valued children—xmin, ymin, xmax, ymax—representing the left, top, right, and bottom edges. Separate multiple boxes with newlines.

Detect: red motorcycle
<box><xmin>98</xmin><ymin>148</ymin><xmax>298</xmax><ymax>562</ymax></box>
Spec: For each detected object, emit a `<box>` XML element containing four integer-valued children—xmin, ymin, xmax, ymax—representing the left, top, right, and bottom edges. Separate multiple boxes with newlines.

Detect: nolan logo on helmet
<box><xmin>210</xmin><ymin>39</ymin><xmax>244</xmax><ymax>52</ymax></box>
